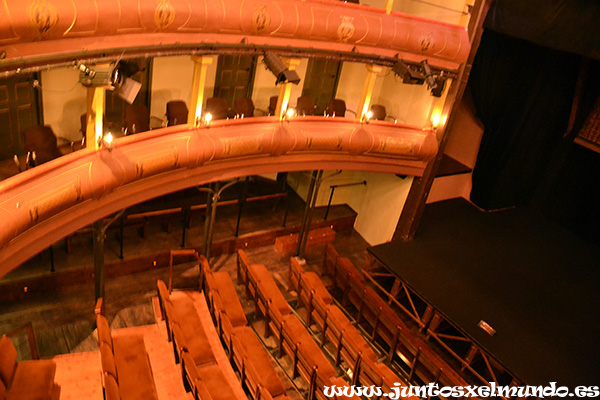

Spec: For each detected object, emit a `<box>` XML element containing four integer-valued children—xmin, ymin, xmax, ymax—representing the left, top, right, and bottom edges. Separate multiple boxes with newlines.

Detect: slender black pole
<box><xmin>93</xmin><ymin>220</ymin><xmax>104</xmax><ymax>302</ymax></box>
<box><xmin>235</xmin><ymin>177</ymin><xmax>249</xmax><ymax>237</ymax></box>
<box><xmin>49</xmin><ymin>245</ymin><xmax>55</xmax><ymax>273</ymax></box>
<box><xmin>299</xmin><ymin>170</ymin><xmax>323</xmax><ymax>258</ymax></box>
<box><xmin>119</xmin><ymin>213</ymin><xmax>124</xmax><ymax>259</ymax></box>
<box><xmin>295</xmin><ymin>170</ymin><xmax>320</xmax><ymax>257</ymax></box>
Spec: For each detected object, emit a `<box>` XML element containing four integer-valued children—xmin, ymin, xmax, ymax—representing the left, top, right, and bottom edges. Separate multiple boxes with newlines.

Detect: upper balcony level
<box><xmin>0</xmin><ymin>0</ymin><xmax>476</xmax><ymax>277</ymax></box>
<box><xmin>0</xmin><ymin>0</ymin><xmax>470</xmax><ymax>75</ymax></box>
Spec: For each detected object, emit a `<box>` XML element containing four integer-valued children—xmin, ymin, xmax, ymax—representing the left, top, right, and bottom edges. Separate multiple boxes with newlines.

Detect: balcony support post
<box><xmin>357</xmin><ymin>64</ymin><xmax>383</xmax><ymax>121</ymax></box>
<box><xmin>275</xmin><ymin>58</ymin><xmax>302</xmax><ymax>118</ymax></box>
<box><xmin>86</xmin><ymin>86</ymin><xmax>105</xmax><ymax>150</ymax></box>
<box><xmin>189</xmin><ymin>56</ymin><xmax>214</xmax><ymax>125</ymax></box>
<box><xmin>393</xmin><ymin>0</ymin><xmax>492</xmax><ymax>242</ymax></box>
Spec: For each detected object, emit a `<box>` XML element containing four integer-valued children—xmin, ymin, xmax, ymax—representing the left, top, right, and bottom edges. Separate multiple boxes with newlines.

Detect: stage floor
<box><xmin>368</xmin><ymin>198</ymin><xmax>600</xmax><ymax>387</ymax></box>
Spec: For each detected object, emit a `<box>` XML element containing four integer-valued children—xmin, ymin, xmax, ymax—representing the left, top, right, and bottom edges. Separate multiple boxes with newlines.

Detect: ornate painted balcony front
<box><xmin>0</xmin><ymin>0</ymin><xmax>469</xmax><ymax>73</ymax></box>
<box><xmin>0</xmin><ymin>117</ymin><xmax>436</xmax><ymax>276</ymax></box>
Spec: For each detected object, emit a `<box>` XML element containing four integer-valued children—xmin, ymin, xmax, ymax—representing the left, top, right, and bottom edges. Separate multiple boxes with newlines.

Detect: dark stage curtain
<box><xmin>469</xmin><ymin>31</ymin><xmax>600</xmax><ymax>245</ymax></box>
<box><xmin>485</xmin><ymin>0</ymin><xmax>600</xmax><ymax>61</ymax></box>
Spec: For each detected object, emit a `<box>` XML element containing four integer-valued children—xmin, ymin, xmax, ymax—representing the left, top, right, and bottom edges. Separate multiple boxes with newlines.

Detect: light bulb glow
<box><xmin>104</xmin><ymin>132</ymin><xmax>113</xmax><ymax>144</ymax></box>
<box><xmin>204</xmin><ymin>113</ymin><xmax>212</xmax><ymax>124</ymax></box>
<box><xmin>286</xmin><ymin>108</ymin><xmax>296</xmax><ymax>119</ymax></box>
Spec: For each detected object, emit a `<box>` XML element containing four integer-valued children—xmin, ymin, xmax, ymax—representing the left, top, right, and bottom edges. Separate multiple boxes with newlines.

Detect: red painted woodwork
<box><xmin>0</xmin><ymin>0</ymin><xmax>469</xmax><ymax>72</ymax></box>
<box><xmin>0</xmin><ymin>117</ymin><xmax>436</xmax><ymax>277</ymax></box>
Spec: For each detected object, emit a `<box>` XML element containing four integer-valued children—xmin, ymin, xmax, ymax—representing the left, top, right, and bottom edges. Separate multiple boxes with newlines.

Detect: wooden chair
<box><xmin>234</xmin><ymin>97</ymin><xmax>255</xmax><ymax>118</ymax></box>
<box><xmin>325</xmin><ymin>99</ymin><xmax>346</xmax><ymax>117</ymax></box>
<box><xmin>166</xmin><ymin>100</ymin><xmax>188</xmax><ymax>126</ymax></box>
<box><xmin>205</xmin><ymin>97</ymin><xmax>229</xmax><ymax>120</ymax></box>
<box><xmin>296</xmin><ymin>96</ymin><xmax>316</xmax><ymax>116</ymax></box>
<box><xmin>124</xmin><ymin>104</ymin><xmax>150</xmax><ymax>134</ymax></box>
<box><xmin>23</xmin><ymin>125</ymin><xmax>63</xmax><ymax>167</ymax></box>
<box><xmin>268</xmin><ymin>95</ymin><xmax>278</xmax><ymax>116</ymax></box>
<box><xmin>370</xmin><ymin>104</ymin><xmax>387</xmax><ymax>120</ymax></box>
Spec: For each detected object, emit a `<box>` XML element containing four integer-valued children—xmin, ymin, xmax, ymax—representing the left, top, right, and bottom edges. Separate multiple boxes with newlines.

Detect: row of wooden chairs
<box><xmin>200</xmin><ymin>259</ymin><xmax>295</xmax><ymax>400</ymax></box>
<box><xmin>156</xmin><ymin>281</ymin><xmax>241</xmax><ymax>400</ymax></box>
<box><xmin>236</xmin><ymin>249</ymin><xmax>361</xmax><ymax>400</ymax></box>
<box><xmin>288</xmin><ymin>257</ymin><xmax>418</xmax><ymax>400</ymax></box>
<box><xmin>322</xmin><ymin>243</ymin><xmax>470</xmax><ymax>395</ymax></box>
<box><xmin>95</xmin><ymin>301</ymin><xmax>159</xmax><ymax>400</ymax></box>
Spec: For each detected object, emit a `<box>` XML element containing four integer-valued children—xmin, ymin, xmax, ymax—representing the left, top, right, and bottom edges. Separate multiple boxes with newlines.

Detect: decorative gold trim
<box><xmin>28</xmin><ymin>0</ymin><xmax>59</xmax><ymax>38</ymax></box>
<box><xmin>155</xmin><ymin>0</ymin><xmax>175</xmax><ymax>32</ymax></box>
<box><xmin>27</xmin><ymin>178</ymin><xmax>82</xmax><ymax>224</ymax></box>
<box><xmin>135</xmin><ymin>147</ymin><xmax>180</xmax><ymax>178</ymax></box>
<box><xmin>337</xmin><ymin>16</ymin><xmax>354</xmax><ymax>43</ymax></box>
<box><xmin>253</xmin><ymin>6</ymin><xmax>271</xmax><ymax>33</ymax></box>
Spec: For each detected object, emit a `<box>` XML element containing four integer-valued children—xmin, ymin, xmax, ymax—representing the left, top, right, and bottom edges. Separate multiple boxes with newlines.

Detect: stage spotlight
<box><xmin>78</xmin><ymin>61</ymin><xmax>141</xmax><ymax>104</ymax></box>
<box><xmin>420</xmin><ymin>60</ymin><xmax>437</xmax><ymax>91</ymax></box>
<box><xmin>392</xmin><ymin>60</ymin><xmax>425</xmax><ymax>85</ymax></box>
<box><xmin>98</xmin><ymin>132</ymin><xmax>114</xmax><ymax>152</ymax></box>
<box><xmin>430</xmin><ymin>76</ymin><xmax>446</xmax><ymax>97</ymax></box>
<box><xmin>263</xmin><ymin>53</ymin><xmax>301</xmax><ymax>85</ymax></box>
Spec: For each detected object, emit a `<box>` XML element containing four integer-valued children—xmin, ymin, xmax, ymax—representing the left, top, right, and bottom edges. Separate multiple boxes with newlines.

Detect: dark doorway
<box><xmin>301</xmin><ymin>59</ymin><xmax>342</xmax><ymax>115</ymax></box>
<box><xmin>0</xmin><ymin>74</ymin><xmax>42</xmax><ymax>159</ymax></box>
<box><xmin>213</xmin><ymin>55</ymin><xmax>257</xmax><ymax>109</ymax></box>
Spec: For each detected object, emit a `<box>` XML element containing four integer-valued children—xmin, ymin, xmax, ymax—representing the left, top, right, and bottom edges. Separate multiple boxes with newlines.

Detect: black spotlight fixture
<box><xmin>263</xmin><ymin>53</ymin><xmax>301</xmax><ymax>85</ymax></box>
<box><xmin>420</xmin><ymin>60</ymin><xmax>438</xmax><ymax>91</ymax></box>
<box><xmin>78</xmin><ymin>60</ymin><xmax>141</xmax><ymax>104</ymax></box>
<box><xmin>392</xmin><ymin>60</ymin><xmax>425</xmax><ymax>84</ymax></box>
<box><xmin>430</xmin><ymin>76</ymin><xmax>446</xmax><ymax>97</ymax></box>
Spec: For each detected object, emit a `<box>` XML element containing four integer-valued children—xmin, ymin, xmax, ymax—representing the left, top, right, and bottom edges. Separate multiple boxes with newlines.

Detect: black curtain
<box><xmin>469</xmin><ymin>31</ymin><xmax>600</xmax><ymax>245</ymax></box>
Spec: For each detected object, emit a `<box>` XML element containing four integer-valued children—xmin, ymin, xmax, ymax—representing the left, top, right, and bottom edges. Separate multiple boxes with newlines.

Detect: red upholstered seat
<box><xmin>197</xmin><ymin>363</ymin><xmax>238</xmax><ymax>400</ymax></box>
<box><xmin>171</xmin><ymin>296</ymin><xmax>216</xmax><ymax>367</ymax></box>
<box><xmin>302</xmin><ymin>272</ymin><xmax>333</xmax><ymax>304</ymax></box>
<box><xmin>297</xmin><ymin>339</ymin><xmax>337</xmax><ymax>380</ymax></box>
<box><xmin>6</xmin><ymin>360</ymin><xmax>57</xmax><ymax>400</ymax></box>
<box><xmin>212</xmin><ymin>271</ymin><xmax>247</xmax><ymax>327</ymax></box>
<box><xmin>232</xmin><ymin>326</ymin><xmax>286</xmax><ymax>397</ymax></box>
<box><xmin>251</xmin><ymin>265</ymin><xmax>291</xmax><ymax>316</ymax></box>
<box><xmin>282</xmin><ymin>314</ymin><xmax>311</xmax><ymax>345</ymax></box>
<box><xmin>112</xmin><ymin>334</ymin><xmax>159</xmax><ymax>400</ymax></box>
<box><xmin>341</xmin><ymin>325</ymin><xmax>378</xmax><ymax>363</ymax></box>
<box><xmin>324</xmin><ymin>305</ymin><xmax>351</xmax><ymax>332</ymax></box>
<box><xmin>0</xmin><ymin>335</ymin><xmax>58</xmax><ymax>400</ymax></box>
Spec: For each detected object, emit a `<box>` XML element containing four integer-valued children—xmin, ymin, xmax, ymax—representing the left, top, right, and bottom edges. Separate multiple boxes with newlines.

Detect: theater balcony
<box><xmin>0</xmin><ymin>0</ymin><xmax>478</xmax><ymax>277</ymax></box>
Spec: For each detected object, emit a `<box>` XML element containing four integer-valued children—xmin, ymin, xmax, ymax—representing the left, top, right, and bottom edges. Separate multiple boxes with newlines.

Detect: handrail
<box><xmin>0</xmin><ymin>117</ymin><xmax>437</xmax><ymax>279</ymax></box>
<box><xmin>7</xmin><ymin>321</ymin><xmax>39</xmax><ymax>360</ymax></box>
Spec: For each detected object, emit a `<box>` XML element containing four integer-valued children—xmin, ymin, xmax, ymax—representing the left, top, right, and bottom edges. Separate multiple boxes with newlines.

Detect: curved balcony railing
<box><xmin>0</xmin><ymin>116</ymin><xmax>436</xmax><ymax>277</ymax></box>
<box><xmin>0</xmin><ymin>0</ymin><xmax>469</xmax><ymax>73</ymax></box>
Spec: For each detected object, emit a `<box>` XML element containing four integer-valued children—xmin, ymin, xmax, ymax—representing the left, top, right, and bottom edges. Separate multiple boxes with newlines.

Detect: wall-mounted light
<box><xmin>284</xmin><ymin>107</ymin><xmax>296</xmax><ymax>122</ymax></box>
<box><xmin>98</xmin><ymin>132</ymin><xmax>114</xmax><ymax>151</ymax></box>
<box><xmin>203</xmin><ymin>112</ymin><xmax>212</xmax><ymax>127</ymax></box>
<box><xmin>263</xmin><ymin>53</ymin><xmax>301</xmax><ymax>85</ymax></box>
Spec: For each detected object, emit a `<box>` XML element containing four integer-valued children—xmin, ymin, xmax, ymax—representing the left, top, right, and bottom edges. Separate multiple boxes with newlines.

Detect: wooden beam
<box><xmin>393</xmin><ymin>0</ymin><xmax>493</xmax><ymax>242</ymax></box>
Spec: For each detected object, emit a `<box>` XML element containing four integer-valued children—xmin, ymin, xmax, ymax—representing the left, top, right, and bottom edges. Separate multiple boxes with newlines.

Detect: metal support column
<box><xmin>235</xmin><ymin>177</ymin><xmax>249</xmax><ymax>237</ymax></box>
<box><xmin>295</xmin><ymin>170</ymin><xmax>320</xmax><ymax>258</ymax></box>
<box><xmin>93</xmin><ymin>220</ymin><xmax>105</xmax><ymax>302</ymax></box>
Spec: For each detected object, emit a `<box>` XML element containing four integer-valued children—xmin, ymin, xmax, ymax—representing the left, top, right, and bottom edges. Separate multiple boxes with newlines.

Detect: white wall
<box><xmin>252</xmin><ymin>57</ymin><xmax>309</xmax><ymax>114</ymax></box>
<box><xmin>150</xmin><ymin>55</ymin><xmax>218</xmax><ymax>121</ymax></box>
<box><xmin>374</xmin><ymin>71</ymin><xmax>435</xmax><ymax>127</ymax></box>
<box><xmin>361</xmin><ymin>0</ymin><xmax>468</xmax><ymax>25</ymax></box>
<box><xmin>40</xmin><ymin>68</ymin><xmax>88</xmax><ymax>142</ymax></box>
<box><xmin>287</xmin><ymin>170</ymin><xmax>413</xmax><ymax>245</ymax></box>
